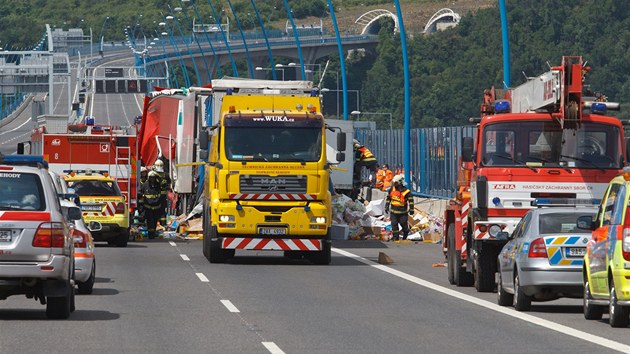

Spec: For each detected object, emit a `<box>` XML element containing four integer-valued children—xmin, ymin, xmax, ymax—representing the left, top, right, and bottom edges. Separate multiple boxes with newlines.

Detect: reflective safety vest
<box><xmin>356</xmin><ymin>146</ymin><xmax>376</xmax><ymax>162</ymax></box>
<box><xmin>382</xmin><ymin>169</ymin><xmax>394</xmax><ymax>190</ymax></box>
<box><xmin>375</xmin><ymin>168</ymin><xmax>386</xmax><ymax>189</ymax></box>
<box><xmin>387</xmin><ymin>187</ymin><xmax>413</xmax><ymax>214</ymax></box>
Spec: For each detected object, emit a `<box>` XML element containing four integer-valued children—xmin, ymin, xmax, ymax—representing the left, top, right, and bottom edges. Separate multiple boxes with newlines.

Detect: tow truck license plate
<box><xmin>81</xmin><ymin>205</ymin><xmax>101</xmax><ymax>211</ymax></box>
<box><xmin>566</xmin><ymin>247</ymin><xmax>586</xmax><ymax>257</ymax></box>
<box><xmin>258</xmin><ymin>227</ymin><xmax>287</xmax><ymax>236</ymax></box>
<box><xmin>0</xmin><ymin>230</ymin><xmax>11</xmax><ymax>242</ymax></box>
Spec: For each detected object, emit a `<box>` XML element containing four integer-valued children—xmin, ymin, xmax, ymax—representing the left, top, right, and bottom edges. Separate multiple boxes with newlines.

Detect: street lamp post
<box><xmin>99</xmin><ymin>16</ymin><xmax>110</xmax><ymax>57</ymax></box>
<box><xmin>351</xmin><ymin>110</ymin><xmax>393</xmax><ymax>131</ymax></box>
<box><xmin>274</xmin><ymin>63</ymin><xmax>285</xmax><ymax>80</ymax></box>
<box><xmin>321</xmin><ymin>88</ymin><xmax>359</xmax><ymax>114</ymax></box>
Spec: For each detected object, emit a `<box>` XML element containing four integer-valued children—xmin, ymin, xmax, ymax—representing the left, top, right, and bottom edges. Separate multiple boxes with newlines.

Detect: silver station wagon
<box><xmin>497</xmin><ymin>205</ymin><xmax>597</xmax><ymax>311</ymax></box>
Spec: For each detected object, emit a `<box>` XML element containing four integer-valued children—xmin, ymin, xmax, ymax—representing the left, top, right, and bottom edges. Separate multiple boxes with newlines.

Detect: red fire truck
<box><xmin>29</xmin><ymin>120</ymin><xmax>140</xmax><ymax>213</ymax></box>
<box><xmin>444</xmin><ymin>56</ymin><xmax>626</xmax><ymax>291</ymax></box>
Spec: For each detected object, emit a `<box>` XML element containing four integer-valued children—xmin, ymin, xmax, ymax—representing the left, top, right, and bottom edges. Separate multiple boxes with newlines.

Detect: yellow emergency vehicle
<box><xmin>64</xmin><ymin>170</ymin><xmax>129</xmax><ymax>247</ymax></box>
<box><xmin>197</xmin><ymin>79</ymin><xmax>346</xmax><ymax>264</ymax></box>
<box><xmin>581</xmin><ymin>167</ymin><xmax>630</xmax><ymax>327</ymax></box>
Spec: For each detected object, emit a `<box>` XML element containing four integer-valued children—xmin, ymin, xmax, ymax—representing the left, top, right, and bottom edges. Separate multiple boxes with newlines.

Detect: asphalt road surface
<box><xmin>1</xmin><ymin>239</ymin><xmax>629</xmax><ymax>354</ymax></box>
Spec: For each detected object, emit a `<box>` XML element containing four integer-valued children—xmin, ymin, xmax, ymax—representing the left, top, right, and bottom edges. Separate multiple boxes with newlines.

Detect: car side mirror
<box><xmin>88</xmin><ymin>221</ymin><xmax>102</xmax><ymax>232</ymax></box>
<box><xmin>577</xmin><ymin>215</ymin><xmax>595</xmax><ymax>231</ymax></box>
<box><xmin>336</xmin><ymin>152</ymin><xmax>345</xmax><ymax>162</ymax></box>
<box><xmin>67</xmin><ymin>206</ymin><xmax>82</xmax><ymax>221</ymax></box>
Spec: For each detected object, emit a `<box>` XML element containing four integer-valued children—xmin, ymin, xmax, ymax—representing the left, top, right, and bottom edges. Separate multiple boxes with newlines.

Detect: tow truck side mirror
<box><xmin>337</xmin><ymin>132</ymin><xmax>346</xmax><ymax>151</ymax></box>
<box><xmin>577</xmin><ymin>215</ymin><xmax>595</xmax><ymax>231</ymax></box>
<box><xmin>199</xmin><ymin>128</ymin><xmax>210</xmax><ymax>160</ymax></box>
<box><xmin>336</xmin><ymin>132</ymin><xmax>346</xmax><ymax>162</ymax></box>
<box><xmin>462</xmin><ymin>137</ymin><xmax>474</xmax><ymax>162</ymax></box>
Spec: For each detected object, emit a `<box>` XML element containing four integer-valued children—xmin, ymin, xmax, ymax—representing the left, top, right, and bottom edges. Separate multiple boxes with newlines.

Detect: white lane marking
<box><xmin>180</xmin><ymin>254</ymin><xmax>190</xmax><ymax>261</ymax></box>
<box><xmin>195</xmin><ymin>272</ymin><xmax>209</xmax><ymax>282</ymax></box>
<box><xmin>169</xmin><ymin>241</ymin><xmax>176</xmax><ymax>246</ymax></box>
<box><xmin>53</xmin><ymin>81</ymin><xmax>67</xmax><ymax>113</ymax></box>
<box><xmin>104</xmin><ymin>92</ymin><xmax>111</xmax><ymax>125</ymax></box>
<box><xmin>134</xmin><ymin>94</ymin><xmax>144</xmax><ymax>113</ymax></box>
<box><xmin>118</xmin><ymin>94</ymin><xmax>131</xmax><ymax>126</ymax></box>
<box><xmin>0</xmin><ymin>117</ymin><xmax>31</xmax><ymax>137</ymax></box>
<box><xmin>332</xmin><ymin>248</ymin><xmax>630</xmax><ymax>353</ymax></box>
<box><xmin>220</xmin><ymin>299</ymin><xmax>240</xmax><ymax>313</ymax></box>
<box><xmin>262</xmin><ymin>342</ymin><xmax>285</xmax><ymax>354</ymax></box>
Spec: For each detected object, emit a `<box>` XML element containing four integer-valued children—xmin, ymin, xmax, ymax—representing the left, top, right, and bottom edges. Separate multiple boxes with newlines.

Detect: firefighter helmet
<box><xmin>153</xmin><ymin>159</ymin><xmax>164</xmax><ymax>173</ymax></box>
<box><xmin>353</xmin><ymin>139</ymin><xmax>361</xmax><ymax>148</ymax></box>
<box><xmin>393</xmin><ymin>174</ymin><xmax>405</xmax><ymax>185</ymax></box>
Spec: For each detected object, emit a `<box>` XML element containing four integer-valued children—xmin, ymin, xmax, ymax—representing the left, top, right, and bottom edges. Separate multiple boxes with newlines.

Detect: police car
<box><xmin>64</xmin><ymin>169</ymin><xmax>129</xmax><ymax>247</ymax></box>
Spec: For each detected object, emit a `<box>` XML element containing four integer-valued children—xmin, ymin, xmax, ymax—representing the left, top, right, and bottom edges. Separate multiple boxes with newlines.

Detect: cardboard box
<box><xmin>362</xmin><ymin>226</ymin><xmax>382</xmax><ymax>236</ymax></box>
<box><xmin>425</xmin><ymin>232</ymin><xmax>442</xmax><ymax>243</ymax></box>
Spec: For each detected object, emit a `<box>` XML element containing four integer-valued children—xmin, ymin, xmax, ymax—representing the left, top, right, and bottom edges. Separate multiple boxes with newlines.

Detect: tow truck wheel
<box><xmin>116</xmin><ymin>229</ymin><xmax>129</xmax><ymax>247</ymax></box>
<box><xmin>202</xmin><ymin>205</ymin><xmax>210</xmax><ymax>259</ymax></box>
<box><xmin>474</xmin><ymin>247</ymin><xmax>495</xmax><ymax>292</ymax></box>
<box><xmin>446</xmin><ymin>224</ymin><xmax>455</xmax><ymax>285</ymax></box>
<box><xmin>209</xmin><ymin>226</ymin><xmax>226</xmax><ymax>263</ymax></box>
<box><xmin>309</xmin><ymin>234</ymin><xmax>331</xmax><ymax>265</ymax></box>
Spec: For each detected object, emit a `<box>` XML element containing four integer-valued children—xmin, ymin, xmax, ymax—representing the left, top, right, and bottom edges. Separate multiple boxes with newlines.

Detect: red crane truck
<box><xmin>444</xmin><ymin>56</ymin><xmax>627</xmax><ymax>291</ymax></box>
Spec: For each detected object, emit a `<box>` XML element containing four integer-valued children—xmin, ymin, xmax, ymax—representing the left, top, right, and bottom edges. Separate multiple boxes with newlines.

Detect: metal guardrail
<box><xmin>355</xmin><ymin>125</ymin><xmax>476</xmax><ymax>199</ymax></box>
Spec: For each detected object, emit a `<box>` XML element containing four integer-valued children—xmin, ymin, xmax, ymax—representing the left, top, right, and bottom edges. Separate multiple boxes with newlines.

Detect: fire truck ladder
<box><xmin>115</xmin><ymin>146</ymin><xmax>132</xmax><ymax>211</ymax></box>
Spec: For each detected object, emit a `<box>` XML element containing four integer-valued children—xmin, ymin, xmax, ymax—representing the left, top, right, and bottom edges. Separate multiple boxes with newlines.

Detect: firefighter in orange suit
<box><xmin>382</xmin><ymin>164</ymin><xmax>394</xmax><ymax>191</ymax></box>
<box><xmin>375</xmin><ymin>165</ymin><xmax>386</xmax><ymax>190</ymax></box>
<box><xmin>385</xmin><ymin>175</ymin><xmax>414</xmax><ymax>241</ymax></box>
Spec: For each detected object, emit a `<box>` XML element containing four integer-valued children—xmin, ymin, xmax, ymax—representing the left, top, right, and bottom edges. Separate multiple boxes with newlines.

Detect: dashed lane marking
<box><xmin>180</xmin><ymin>254</ymin><xmax>190</xmax><ymax>261</ymax></box>
<box><xmin>262</xmin><ymin>342</ymin><xmax>285</xmax><ymax>354</ymax></box>
<box><xmin>220</xmin><ymin>300</ymin><xmax>240</xmax><ymax>313</ymax></box>
<box><xmin>195</xmin><ymin>272</ymin><xmax>209</xmax><ymax>282</ymax></box>
<box><xmin>169</xmin><ymin>241</ymin><xmax>176</xmax><ymax>246</ymax></box>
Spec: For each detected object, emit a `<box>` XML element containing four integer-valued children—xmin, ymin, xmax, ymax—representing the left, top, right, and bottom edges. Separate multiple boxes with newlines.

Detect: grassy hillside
<box><xmin>0</xmin><ymin>0</ymin><xmax>492</xmax><ymax>48</ymax></box>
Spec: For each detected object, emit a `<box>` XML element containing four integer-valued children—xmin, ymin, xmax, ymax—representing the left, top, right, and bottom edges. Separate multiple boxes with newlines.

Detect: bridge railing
<box><xmin>355</xmin><ymin>125</ymin><xmax>476</xmax><ymax>199</ymax></box>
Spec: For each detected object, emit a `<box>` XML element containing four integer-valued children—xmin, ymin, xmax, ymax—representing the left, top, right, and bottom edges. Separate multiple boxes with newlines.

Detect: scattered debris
<box><xmin>378</xmin><ymin>252</ymin><xmax>394</xmax><ymax>265</ymax></box>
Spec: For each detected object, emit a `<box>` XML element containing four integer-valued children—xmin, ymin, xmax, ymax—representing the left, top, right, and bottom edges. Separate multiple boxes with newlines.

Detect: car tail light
<box><xmin>528</xmin><ymin>237</ymin><xmax>548</xmax><ymax>258</ymax></box>
<box><xmin>115</xmin><ymin>202</ymin><xmax>126</xmax><ymax>214</ymax></box>
<box><xmin>622</xmin><ymin>228</ymin><xmax>630</xmax><ymax>261</ymax></box>
<box><xmin>72</xmin><ymin>229</ymin><xmax>87</xmax><ymax>248</ymax></box>
<box><xmin>33</xmin><ymin>222</ymin><xmax>66</xmax><ymax>248</ymax></box>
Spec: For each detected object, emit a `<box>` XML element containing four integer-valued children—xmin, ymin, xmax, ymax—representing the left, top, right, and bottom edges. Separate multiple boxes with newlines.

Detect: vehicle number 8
<box><xmin>54</xmin><ymin>153</ymin><xmax>59</xmax><ymax>160</ymax></box>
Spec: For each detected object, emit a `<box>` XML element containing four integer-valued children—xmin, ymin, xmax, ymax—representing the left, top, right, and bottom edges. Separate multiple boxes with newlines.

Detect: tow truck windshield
<box><xmin>224</xmin><ymin>127</ymin><xmax>322</xmax><ymax>162</ymax></box>
<box><xmin>481</xmin><ymin>120</ymin><xmax>621</xmax><ymax>169</ymax></box>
